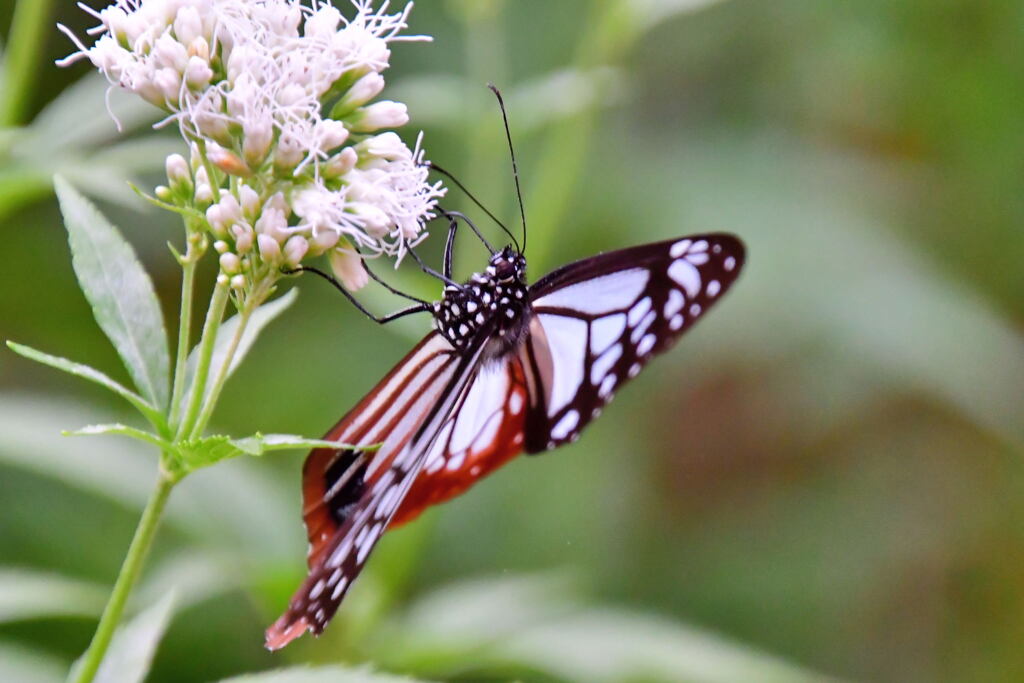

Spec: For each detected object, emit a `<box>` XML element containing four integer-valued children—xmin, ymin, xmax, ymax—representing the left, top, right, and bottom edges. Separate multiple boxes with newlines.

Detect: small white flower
<box><xmin>349</xmin><ymin>101</ymin><xmax>409</xmax><ymax>132</ymax></box>
<box><xmin>330</xmin><ymin>245</ymin><xmax>369</xmax><ymax>291</ymax></box>
<box><xmin>255</xmin><ymin>207</ymin><xmax>289</xmax><ymax>243</ymax></box>
<box><xmin>283</xmin><ymin>235</ymin><xmax>310</xmax><ymax>266</ymax></box>
<box><xmin>184</xmin><ymin>55</ymin><xmax>213</xmax><ymax>89</ymax></box>
<box><xmin>220</xmin><ymin>252</ymin><xmax>241</xmax><ymax>274</ymax></box>
<box><xmin>258</xmin><ymin>233</ymin><xmax>282</xmax><ymax>264</ymax></box>
<box><xmin>238</xmin><ymin>184</ymin><xmax>261</xmax><ymax>219</ymax></box>
<box><xmin>60</xmin><ymin>0</ymin><xmax>445</xmax><ymax>271</ymax></box>
<box><xmin>165</xmin><ymin>153</ymin><xmax>191</xmax><ymax>189</ymax></box>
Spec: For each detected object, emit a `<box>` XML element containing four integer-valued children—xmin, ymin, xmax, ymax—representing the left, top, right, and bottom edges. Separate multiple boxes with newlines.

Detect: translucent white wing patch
<box><xmin>524</xmin><ymin>233</ymin><xmax>745</xmax><ymax>452</ymax></box>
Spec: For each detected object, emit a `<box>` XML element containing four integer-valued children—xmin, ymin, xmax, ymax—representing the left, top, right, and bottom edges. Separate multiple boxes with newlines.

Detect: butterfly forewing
<box><xmin>524</xmin><ymin>233</ymin><xmax>745</xmax><ymax>451</ymax></box>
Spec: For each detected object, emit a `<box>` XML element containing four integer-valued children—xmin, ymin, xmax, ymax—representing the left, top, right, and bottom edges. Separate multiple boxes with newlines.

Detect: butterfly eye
<box><xmin>495</xmin><ymin>260</ymin><xmax>516</xmax><ymax>281</ymax></box>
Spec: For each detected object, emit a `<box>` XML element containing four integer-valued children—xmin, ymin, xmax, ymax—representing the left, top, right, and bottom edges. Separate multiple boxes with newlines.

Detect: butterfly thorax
<box><xmin>433</xmin><ymin>246</ymin><xmax>530</xmax><ymax>360</ymax></box>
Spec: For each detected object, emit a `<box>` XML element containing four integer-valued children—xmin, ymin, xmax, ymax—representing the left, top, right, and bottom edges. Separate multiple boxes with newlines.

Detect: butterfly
<box><xmin>264</xmin><ymin>230</ymin><xmax>745</xmax><ymax>649</ymax></box>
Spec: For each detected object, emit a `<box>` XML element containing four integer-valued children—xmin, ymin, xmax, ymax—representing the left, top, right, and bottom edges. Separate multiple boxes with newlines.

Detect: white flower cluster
<box><xmin>59</xmin><ymin>0</ymin><xmax>445</xmax><ymax>289</ymax></box>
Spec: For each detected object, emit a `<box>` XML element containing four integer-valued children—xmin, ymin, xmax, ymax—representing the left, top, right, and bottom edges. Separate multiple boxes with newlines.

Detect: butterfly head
<box><xmin>488</xmin><ymin>246</ymin><xmax>527</xmax><ymax>284</ymax></box>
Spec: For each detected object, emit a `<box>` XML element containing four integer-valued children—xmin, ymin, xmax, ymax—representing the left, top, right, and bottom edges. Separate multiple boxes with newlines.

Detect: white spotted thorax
<box><xmin>433</xmin><ymin>246</ymin><xmax>529</xmax><ymax>357</ymax></box>
<box><xmin>57</xmin><ymin>0</ymin><xmax>445</xmax><ymax>294</ymax></box>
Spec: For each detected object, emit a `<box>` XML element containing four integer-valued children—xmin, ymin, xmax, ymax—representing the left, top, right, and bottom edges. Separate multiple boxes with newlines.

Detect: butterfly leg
<box><xmin>405</xmin><ymin>243</ymin><xmax>461</xmax><ymax>289</ymax></box>
<box><xmin>362</xmin><ymin>261</ymin><xmax>429</xmax><ymax>305</ymax></box>
<box><xmin>282</xmin><ymin>266</ymin><xmax>432</xmax><ymax>324</ymax></box>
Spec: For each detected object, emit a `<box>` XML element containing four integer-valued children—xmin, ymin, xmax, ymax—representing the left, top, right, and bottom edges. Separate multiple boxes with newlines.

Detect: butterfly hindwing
<box><xmin>524</xmin><ymin>233</ymin><xmax>745</xmax><ymax>451</ymax></box>
<box><xmin>266</xmin><ymin>332</ymin><xmax>488</xmax><ymax>649</ymax></box>
<box><xmin>390</xmin><ymin>356</ymin><xmax>529</xmax><ymax>526</ymax></box>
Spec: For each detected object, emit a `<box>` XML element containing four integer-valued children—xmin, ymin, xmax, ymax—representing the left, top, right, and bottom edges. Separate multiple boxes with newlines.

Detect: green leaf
<box><xmin>377</xmin><ymin>574</ymin><xmax>841</xmax><ymax>683</ymax></box>
<box><xmin>0</xmin><ymin>643</ymin><xmax>66</xmax><ymax>683</ymax></box>
<box><xmin>63</xmin><ymin>424</ymin><xmax>170</xmax><ymax>451</ymax></box>
<box><xmin>27</xmin><ymin>74</ymin><xmax>161</xmax><ymax>154</ymax></box>
<box><xmin>180</xmin><ymin>288</ymin><xmax>298</xmax><ymax>410</ymax></box>
<box><xmin>54</xmin><ymin>176</ymin><xmax>171</xmax><ymax>411</ymax></box>
<box><xmin>631</xmin><ymin>0</ymin><xmax>729</xmax><ymax>30</ymax></box>
<box><xmin>496</xmin><ymin>609</ymin><xmax>841</xmax><ymax>683</ymax></box>
<box><xmin>175</xmin><ymin>433</ymin><xmax>364</xmax><ymax>473</ymax></box>
<box><xmin>0</xmin><ymin>568</ymin><xmax>107</xmax><ymax>623</ymax></box>
<box><xmin>0</xmin><ymin>394</ymin><xmax>298</xmax><ymax>559</ymax></box>
<box><xmin>5</xmin><ymin>342</ymin><xmax>165</xmax><ymax>429</ymax></box>
<box><xmin>89</xmin><ymin>592</ymin><xmax>176</xmax><ymax>683</ymax></box>
<box><xmin>218</xmin><ymin>665</ymin><xmax>438</xmax><ymax>683</ymax></box>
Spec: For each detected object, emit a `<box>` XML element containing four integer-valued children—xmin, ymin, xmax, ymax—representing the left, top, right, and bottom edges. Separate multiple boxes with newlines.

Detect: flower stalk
<box><xmin>71</xmin><ymin>471</ymin><xmax>176</xmax><ymax>683</ymax></box>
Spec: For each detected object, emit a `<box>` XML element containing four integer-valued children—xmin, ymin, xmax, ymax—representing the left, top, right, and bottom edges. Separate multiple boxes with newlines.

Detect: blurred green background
<box><xmin>2</xmin><ymin>0</ymin><xmax>1023</xmax><ymax>681</ymax></box>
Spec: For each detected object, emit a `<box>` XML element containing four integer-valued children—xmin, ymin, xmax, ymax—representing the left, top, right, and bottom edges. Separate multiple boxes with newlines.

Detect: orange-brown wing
<box><xmin>390</xmin><ymin>355</ymin><xmax>529</xmax><ymax>526</ymax></box>
<box><xmin>267</xmin><ymin>331</ymin><xmax>486</xmax><ymax>650</ymax></box>
<box><xmin>299</xmin><ymin>332</ymin><xmax>456</xmax><ymax>569</ymax></box>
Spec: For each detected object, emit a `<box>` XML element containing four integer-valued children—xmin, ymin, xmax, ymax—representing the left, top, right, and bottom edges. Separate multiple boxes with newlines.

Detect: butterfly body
<box><xmin>267</xmin><ymin>233</ymin><xmax>745</xmax><ymax>650</ymax></box>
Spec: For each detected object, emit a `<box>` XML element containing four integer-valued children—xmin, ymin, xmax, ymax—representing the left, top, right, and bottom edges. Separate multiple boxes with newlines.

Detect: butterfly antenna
<box><xmin>427</xmin><ymin>162</ymin><xmax>519</xmax><ymax>251</ymax></box>
<box><xmin>488</xmin><ymin>83</ymin><xmax>527</xmax><ymax>253</ymax></box>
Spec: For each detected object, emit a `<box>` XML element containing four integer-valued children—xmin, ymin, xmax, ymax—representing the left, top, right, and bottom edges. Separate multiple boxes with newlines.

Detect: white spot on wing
<box><xmin>538</xmin><ymin>314</ymin><xmax>588</xmax><ymax>414</ymax></box>
<box><xmin>331</xmin><ymin>576</ymin><xmax>349</xmax><ymax>599</ymax></box>
<box><xmin>686</xmin><ymin>252</ymin><xmax>710</xmax><ymax>266</ymax></box>
<box><xmin>668</xmin><ymin>260</ymin><xmax>701</xmax><ymax>298</ymax></box>
<box><xmin>664</xmin><ymin>289</ymin><xmax>685</xmax><ymax>317</ymax></box>
<box><xmin>707</xmin><ymin>280</ymin><xmax>721</xmax><ymax>297</ymax></box>
<box><xmin>689</xmin><ymin>239</ymin><xmax>708</xmax><ymax>253</ymax></box>
<box><xmin>551</xmin><ymin>410</ymin><xmax>580</xmax><ymax>440</ymax></box>
<box><xmin>638</xmin><ymin>333</ymin><xmax>656</xmax><ymax>355</ymax></box>
<box><xmin>534</xmin><ymin>268</ymin><xmax>650</xmax><ymax>315</ymax></box>
<box><xmin>627</xmin><ymin>297</ymin><xmax>652</xmax><ymax>326</ymax></box>
<box><xmin>724</xmin><ymin>256</ymin><xmax>736</xmax><ymax>271</ymax></box>
<box><xmin>630</xmin><ymin>310</ymin><xmax>656</xmax><ymax>344</ymax></box>
<box><xmin>446</xmin><ymin>451</ymin><xmax>466</xmax><ymax>471</ymax></box>
<box><xmin>670</xmin><ymin>239</ymin><xmax>691</xmax><ymax>258</ymax></box>
<box><xmin>590</xmin><ymin>314</ymin><xmax>626</xmax><ymax>355</ymax></box>
<box><xmin>591</xmin><ymin>343</ymin><xmax>622</xmax><ymax>384</ymax></box>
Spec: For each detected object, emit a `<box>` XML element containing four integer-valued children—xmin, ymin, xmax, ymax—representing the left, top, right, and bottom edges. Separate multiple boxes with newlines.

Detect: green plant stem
<box><xmin>71</xmin><ymin>471</ymin><xmax>176</xmax><ymax>683</ymax></box>
<box><xmin>188</xmin><ymin>276</ymin><xmax>275</xmax><ymax>439</ymax></box>
<box><xmin>168</xmin><ymin>253</ymin><xmax>199</xmax><ymax>432</ymax></box>
<box><xmin>188</xmin><ymin>306</ymin><xmax>252</xmax><ymax>440</ymax></box>
<box><xmin>0</xmin><ymin>0</ymin><xmax>55</xmax><ymax>127</ymax></box>
<box><xmin>176</xmin><ymin>277</ymin><xmax>230</xmax><ymax>440</ymax></box>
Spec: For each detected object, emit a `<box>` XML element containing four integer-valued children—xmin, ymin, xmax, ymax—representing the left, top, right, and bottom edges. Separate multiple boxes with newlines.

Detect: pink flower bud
<box><xmin>185</xmin><ymin>56</ymin><xmax>213</xmax><ymax>89</ymax></box>
<box><xmin>349</xmin><ymin>101</ymin><xmax>409</xmax><ymax>132</ymax></box>
<box><xmin>323</xmin><ymin>147</ymin><xmax>358</xmax><ymax>178</ymax></box>
<box><xmin>208</xmin><ymin>143</ymin><xmax>252</xmax><ymax>177</ymax></box>
<box><xmin>283</xmin><ymin>235</ymin><xmax>309</xmax><ymax>266</ymax></box>
<box><xmin>258</xmin><ymin>234</ymin><xmax>282</xmax><ymax>264</ymax></box>
<box><xmin>308</xmin><ymin>229</ymin><xmax>340</xmax><ymax>255</ymax></box>
<box><xmin>238</xmin><ymin>184</ymin><xmax>260</xmax><ymax>218</ymax></box>
<box><xmin>174</xmin><ymin>6</ymin><xmax>204</xmax><ymax>45</ymax></box>
<box><xmin>329</xmin><ymin>247</ymin><xmax>369</xmax><ymax>291</ymax></box>
<box><xmin>335</xmin><ymin>72</ymin><xmax>386</xmax><ymax>115</ymax></box>
<box><xmin>219</xmin><ymin>252</ymin><xmax>241</xmax><ymax>274</ymax></box>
